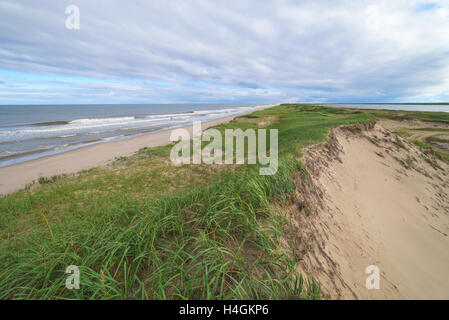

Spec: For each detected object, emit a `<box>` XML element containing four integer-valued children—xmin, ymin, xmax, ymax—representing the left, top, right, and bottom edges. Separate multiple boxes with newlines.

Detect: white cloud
<box><xmin>0</xmin><ymin>0</ymin><xmax>449</xmax><ymax>103</ymax></box>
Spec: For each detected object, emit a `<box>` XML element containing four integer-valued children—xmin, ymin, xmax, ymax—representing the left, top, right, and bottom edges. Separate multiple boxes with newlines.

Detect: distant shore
<box><xmin>0</xmin><ymin>112</ymin><xmax>254</xmax><ymax>195</ymax></box>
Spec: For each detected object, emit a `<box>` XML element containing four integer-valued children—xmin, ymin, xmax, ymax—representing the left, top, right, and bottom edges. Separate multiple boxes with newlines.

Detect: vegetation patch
<box><xmin>412</xmin><ymin>140</ymin><xmax>449</xmax><ymax>165</ymax></box>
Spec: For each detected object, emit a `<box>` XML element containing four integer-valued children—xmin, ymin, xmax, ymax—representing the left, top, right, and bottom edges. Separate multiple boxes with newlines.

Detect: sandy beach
<box><xmin>0</xmin><ymin>114</ymin><xmax>243</xmax><ymax>195</ymax></box>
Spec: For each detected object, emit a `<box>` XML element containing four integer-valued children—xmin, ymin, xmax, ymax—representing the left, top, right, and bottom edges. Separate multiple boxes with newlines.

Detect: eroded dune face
<box><xmin>295</xmin><ymin>123</ymin><xmax>449</xmax><ymax>299</ymax></box>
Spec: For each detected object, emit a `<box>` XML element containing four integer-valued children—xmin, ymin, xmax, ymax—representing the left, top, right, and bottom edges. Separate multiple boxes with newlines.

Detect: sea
<box><xmin>1</xmin><ymin>103</ymin><xmax>448</xmax><ymax>168</ymax></box>
<box><xmin>0</xmin><ymin>104</ymin><xmax>268</xmax><ymax>167</ymax></box>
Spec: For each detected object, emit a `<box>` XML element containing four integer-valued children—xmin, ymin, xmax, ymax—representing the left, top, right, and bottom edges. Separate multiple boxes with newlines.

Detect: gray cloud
<box><xmin>1</xmin><ymin>0</ymin><xmax>449</xmax><ymax>104</ymax></box>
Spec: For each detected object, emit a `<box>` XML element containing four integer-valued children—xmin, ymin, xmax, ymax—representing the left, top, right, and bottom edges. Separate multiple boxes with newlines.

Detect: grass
<box><xmin>3</xmin><ymin>103</ymin><xmax>441</xmax><ymax>300</ymax></box>
<box><xmin>412</xmin><ymin>140</ymin><xmax>449</xmax><ymax>165</ymax></box>
<box><xmin>348</xmin><ymin>108</ymin><xmax>449</xmax><ymax>123</ymax></box>
<box><xmin>409</xmin><ymin>127</ymin><xmax>449</xmax><ymax>132</ymax></box>
<box><xmin>426</xmin><ymin>135</ymin><xmax>449</xmax><ymax>144</ymax></box>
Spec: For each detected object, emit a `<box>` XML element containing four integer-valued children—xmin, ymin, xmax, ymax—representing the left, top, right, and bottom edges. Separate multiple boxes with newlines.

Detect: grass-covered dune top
<box><xmin>1</xmin><ymin>104</ymin><xmax>447</xmax><ymax>300</ymax></box>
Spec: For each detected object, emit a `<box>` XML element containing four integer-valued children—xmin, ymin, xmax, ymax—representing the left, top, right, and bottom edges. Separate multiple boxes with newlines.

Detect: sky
<box><xmin>1</xmin><ymin>0</ymin><xmax>449</xmax><ymax>104</ymax></box>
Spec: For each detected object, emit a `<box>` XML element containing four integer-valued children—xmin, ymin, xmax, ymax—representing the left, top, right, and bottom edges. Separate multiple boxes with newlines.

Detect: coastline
<box><xmin>2</xmin><ymin>104</ymin><xmax>448</xmax><ymax>299</ymax></box>
<box><xmin>0</xmin><ymin>113</ymin><xmax>247</xmax><ymax>195</ymax></box>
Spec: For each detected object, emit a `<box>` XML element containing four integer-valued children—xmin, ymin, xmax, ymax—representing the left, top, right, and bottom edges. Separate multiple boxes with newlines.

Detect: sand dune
<box><xmin>297</xmin><ymin>123</ymin><xmax>449</xmax><ymax>299</ymax></box>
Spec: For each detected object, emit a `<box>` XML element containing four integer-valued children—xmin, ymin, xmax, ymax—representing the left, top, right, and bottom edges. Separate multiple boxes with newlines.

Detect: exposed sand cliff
<box><xmin>291</xmin><ymin>122</ymin><xmax>449</xmax><ymax>299</ymax></box>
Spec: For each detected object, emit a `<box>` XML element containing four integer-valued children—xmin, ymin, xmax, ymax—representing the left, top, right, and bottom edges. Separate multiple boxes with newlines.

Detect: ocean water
<box><xmin>0</xmin><ymin>104</ymin><xmax>267</xmax><ymax>167</ymax></box>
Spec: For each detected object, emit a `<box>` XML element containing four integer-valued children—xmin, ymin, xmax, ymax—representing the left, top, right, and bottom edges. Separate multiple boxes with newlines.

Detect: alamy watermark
<box><xmin>65</xmin><ymin>265</ymin><xmax>80</xmax><ymax>290</ymax></box>
<box><xmin>65</xmin><ymin>5</ymin><xmax>80</xmax><ymax>30</ymax></box>
<box><xmin>365</xmin><ymin>265</ymin><xmax>380</xmax><ymax>290</ymax></box>
<box><xmin>169</xmin><ymin>121</ymin><xmax>278</xmax><ymax>175</ymax></box>
<box><xmin>365</xmin><ymin>5</ymin><xmax>379</xmax><ymax>31</ymax></box>
<box><xmin>64</xmin><ymin>263</ymin><xmax>381</xmax><ymax>291</ymax></box>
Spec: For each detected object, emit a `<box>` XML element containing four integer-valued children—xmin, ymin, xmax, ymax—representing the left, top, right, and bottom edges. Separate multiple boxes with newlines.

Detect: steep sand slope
<box><xmin>296</xmin><ymin>123</ymin><xmax>449</xmax><ymax>299</ymax></box>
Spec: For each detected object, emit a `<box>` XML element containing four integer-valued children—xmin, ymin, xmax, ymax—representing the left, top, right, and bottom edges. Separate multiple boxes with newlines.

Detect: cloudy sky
<box><xmin>1</xmin><ymin>0</ymin><xmax>449</xmax><ymax>104</ymax></box>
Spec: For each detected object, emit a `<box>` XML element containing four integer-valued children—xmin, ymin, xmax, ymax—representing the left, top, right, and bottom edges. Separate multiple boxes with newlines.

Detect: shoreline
<box><xmin>0</xmin><ymin>112</ymin><xmax>252</xmax><ymax>195</ymax></box>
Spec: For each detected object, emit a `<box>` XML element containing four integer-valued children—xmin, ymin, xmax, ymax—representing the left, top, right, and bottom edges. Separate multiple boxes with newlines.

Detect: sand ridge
<box><xmin>294</xmin><ymin>122</ymin><xmax>449</xmax><ymax>299</ymax></box>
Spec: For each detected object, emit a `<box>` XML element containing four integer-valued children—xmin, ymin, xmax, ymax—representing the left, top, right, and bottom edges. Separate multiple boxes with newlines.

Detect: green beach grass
<box><xmin>1</xmin><ymin>104</ymin><xmax>448</xmax><ymax>300</ymax></box>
